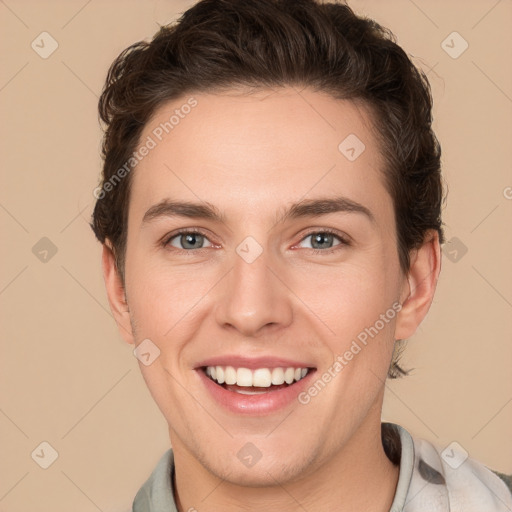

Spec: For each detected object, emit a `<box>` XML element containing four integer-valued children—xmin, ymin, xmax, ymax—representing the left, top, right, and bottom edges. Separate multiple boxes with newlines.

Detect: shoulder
<box><xmin>407</xmin><ymin>431</ymin><xmax>512</xmax><ymax>511</ymax></box>
<box><xmin>132</xmin><ymin>449</ymin><xmax>177</xmax><ymax>512</ymax></box>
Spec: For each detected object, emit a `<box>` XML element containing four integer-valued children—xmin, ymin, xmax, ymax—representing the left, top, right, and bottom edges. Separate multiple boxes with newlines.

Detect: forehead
<box><xmin>129</xmin><ymin>87</ymin><xmax>389</xmax><ymax>221</ymax></box>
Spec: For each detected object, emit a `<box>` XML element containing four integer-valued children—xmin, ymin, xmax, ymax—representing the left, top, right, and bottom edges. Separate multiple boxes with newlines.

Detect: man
<box><xmin>90</xmin><ymin>0</ymin><xmax>512</xmax><ymax>510</ymax></box>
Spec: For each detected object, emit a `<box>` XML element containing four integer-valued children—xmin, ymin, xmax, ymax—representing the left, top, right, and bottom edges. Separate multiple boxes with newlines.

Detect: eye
<box><xmin>297</xmin><ymin>230</ymin><xmax>348</xmax><ymax>252</ymax></box>
<box><xmin>164</xmin><ymin>230</ymin><xmax>213</xmax><ymax>250</ymax></box>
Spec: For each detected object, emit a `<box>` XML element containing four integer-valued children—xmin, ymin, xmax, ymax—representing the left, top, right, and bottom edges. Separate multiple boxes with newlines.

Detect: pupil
<box><xmin>313</xmin><ymin>233</ymin><xmax>332</xmax><ymax>249</ymax></box>
<box><xmin>183</xmin><ymin>233</ymin><xmax>203</xmax><ymax>249</ymax></box>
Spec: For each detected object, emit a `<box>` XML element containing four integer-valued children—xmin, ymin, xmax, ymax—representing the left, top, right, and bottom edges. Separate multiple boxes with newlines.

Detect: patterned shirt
<box><xmin>133</xmin><ymin>422</ymin><xmax>512</xmax><ymax>511</ymax></box>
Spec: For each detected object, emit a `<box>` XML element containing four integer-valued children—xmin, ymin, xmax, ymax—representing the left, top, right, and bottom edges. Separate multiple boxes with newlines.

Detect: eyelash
<box><xmin>162</xmin><ymin>227</ymin><xmax>350</xmax><ymax>255</ymax></box>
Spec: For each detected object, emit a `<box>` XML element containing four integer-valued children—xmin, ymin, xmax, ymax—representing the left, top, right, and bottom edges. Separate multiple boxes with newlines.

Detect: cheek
<box><xmin>292</xmin><ymin>258</ymin><xmax>397</xmax><ymax>335</ymax></box>
<box><xmin>125</xmin><ymin>253</ymin><xmax>217</xmax><ymax>338</ymax></box>
<box><xmin>291</xmin><ymin>258</ymin><xmax>400</xmax><ymax>388</ymax></box>
<box><xmin>125</xmin><ymin>261</ymin><xmax>212</xmax><ymax>417</ymax></box>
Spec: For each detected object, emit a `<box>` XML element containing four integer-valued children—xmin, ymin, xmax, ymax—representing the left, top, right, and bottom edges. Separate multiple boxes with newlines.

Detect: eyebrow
<box><xmin>141</xmin><ymin>196</ymin><xmax>375</xmax><ymax>226</ymax></box>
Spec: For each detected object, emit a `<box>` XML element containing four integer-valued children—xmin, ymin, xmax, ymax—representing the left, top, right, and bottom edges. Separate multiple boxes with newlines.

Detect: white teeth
<box><xmin>224</xmin><ymin>366</ymin><xmax>237</xmax><ymax>385</ymax></box>
<box><xmin>253</xmin><ymin>368</ymin><xmax>272</xmax><ymax>387</ymax></box>
<box><xmin>205</xmin><ymin>365</ymin><xmax>310</xmax><ymax>387</ymax></box>
<box><xmin>216</xmin><ymin>366</ymin><xmax>225</xmax><ymax>384</ymax></box>
<box><xmin>233</xmin><ymin>388</ymin><xmax>269</xmax><ymax>395</ymax></box>
<box><xmin>284</xmin><ymin>367</ymin><xmax>295</xmax><ymax>384</ymax></box>
<box><xmin>271</xmin><ymin>367</ymin><xmax>285</xmax><ymax>385</ymax></box>
<box><xmin>236</xmin><ymin>368</ymin><xmax>253</xmax><ymax>387</ymax></box>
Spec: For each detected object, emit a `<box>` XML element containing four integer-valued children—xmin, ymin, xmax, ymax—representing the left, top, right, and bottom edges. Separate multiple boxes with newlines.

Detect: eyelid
<box><xmin>301</xmin><ymin>227</ymin><xmax>350</xmax><ymax>243</ymax></box>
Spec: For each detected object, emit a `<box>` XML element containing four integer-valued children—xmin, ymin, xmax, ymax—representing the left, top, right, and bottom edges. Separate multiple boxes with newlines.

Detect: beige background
<box><xmin>1</xmin><ymin>0</ymin><xmax>511</xmax><ymax>510</ymax></box>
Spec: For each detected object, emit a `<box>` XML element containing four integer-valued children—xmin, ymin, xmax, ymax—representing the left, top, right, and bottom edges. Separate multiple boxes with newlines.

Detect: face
<box><xmin>116</xmin><ymin>87</ymin><xmax>413</xmax><ymax>485</ymax></box>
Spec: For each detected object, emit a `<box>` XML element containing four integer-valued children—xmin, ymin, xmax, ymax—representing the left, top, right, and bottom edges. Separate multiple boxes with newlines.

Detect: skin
<box><xmin>102</xmin><ymin>87</ymin><xmax>441</xmax><ymax>511</ymax></box>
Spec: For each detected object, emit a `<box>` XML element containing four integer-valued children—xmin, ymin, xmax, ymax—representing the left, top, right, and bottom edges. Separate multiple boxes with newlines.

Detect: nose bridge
<box><xmin>214</xmin><ymin>238</ymin><xmax>293</xmax><ymax>336</ymax></box>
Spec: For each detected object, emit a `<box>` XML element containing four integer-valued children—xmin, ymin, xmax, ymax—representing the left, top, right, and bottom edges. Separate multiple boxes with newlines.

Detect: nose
<box><xmin>214</xmin><ymin>245</ymin><xmax>293</xmax><ymax>337</ymax></box>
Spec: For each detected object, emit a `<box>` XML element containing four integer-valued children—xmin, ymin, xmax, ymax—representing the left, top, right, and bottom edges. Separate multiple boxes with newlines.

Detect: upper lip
<box><xmin>196</xmin><ymin>355</ymin><xmax>316</xmax><ymax>370</ymax></box>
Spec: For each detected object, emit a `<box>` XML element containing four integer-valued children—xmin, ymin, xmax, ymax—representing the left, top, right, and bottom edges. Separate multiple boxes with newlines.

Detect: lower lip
<box><xmin>197</xmin><ymin>369</ymin><xmax>315</xmax><ymax>415</ymax></box>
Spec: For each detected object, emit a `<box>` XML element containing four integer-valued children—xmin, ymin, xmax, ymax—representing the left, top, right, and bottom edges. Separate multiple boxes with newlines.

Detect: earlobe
<box><xmin>101</xmin><ymin>242</ymin><xmax>135</xmax><ymax>345</ymax></box>
<box><xmin>394</xmin><ymin>230</ymin><xmax>442</xmax><ymax>340</ymax></box>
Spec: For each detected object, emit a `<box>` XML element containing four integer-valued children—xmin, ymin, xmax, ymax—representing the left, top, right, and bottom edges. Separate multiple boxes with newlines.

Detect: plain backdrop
<box><xmin>1</xmin><ymin>0</ymin><xmax>511</xmax><ymax>510</ymax></box>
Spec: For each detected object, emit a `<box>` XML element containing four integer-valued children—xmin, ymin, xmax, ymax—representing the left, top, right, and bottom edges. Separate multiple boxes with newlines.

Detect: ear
<box><xmin>102</xmin><ymin>242</ymin><xmax>135</xmax><ymax>345</ymax></box>
<box><xmin>395</xmin><ymin>230</ymin><xmax>442</xmax><ymax>340</ymax></box>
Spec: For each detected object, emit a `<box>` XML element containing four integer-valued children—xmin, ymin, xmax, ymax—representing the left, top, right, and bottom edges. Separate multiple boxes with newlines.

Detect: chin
<box><xmin>199</xmin><ymin>443</ymin><xmax>316</xmax><ymax>488</ymax></box>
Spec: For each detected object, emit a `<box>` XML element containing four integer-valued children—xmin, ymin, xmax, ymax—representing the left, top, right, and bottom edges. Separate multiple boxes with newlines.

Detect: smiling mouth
<box><xmin>202</xmin><ymin>365</ymin><xmax>315</xmax><ymax>394</ymax></box>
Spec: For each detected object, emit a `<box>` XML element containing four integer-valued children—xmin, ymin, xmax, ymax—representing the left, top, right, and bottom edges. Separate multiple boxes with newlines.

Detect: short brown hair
<box><xmin>90</xmin><ymin>0</ymin><xmax>444</xmax><ymax>378</ymax></box>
